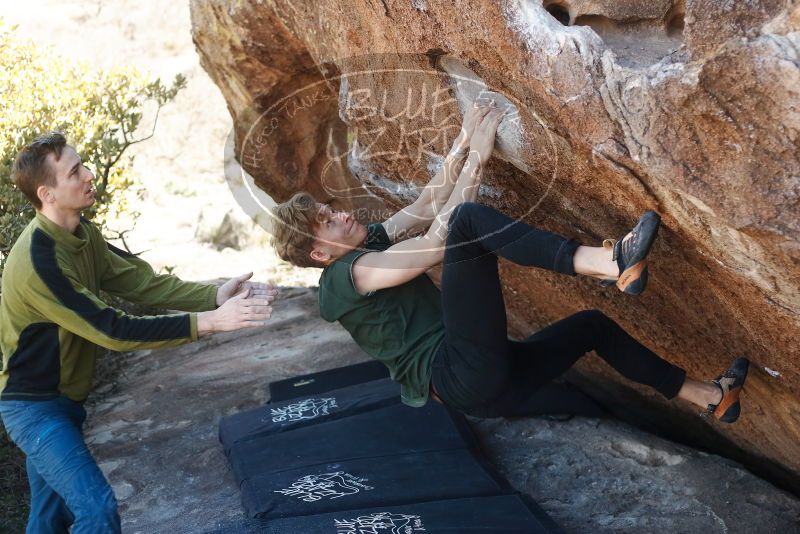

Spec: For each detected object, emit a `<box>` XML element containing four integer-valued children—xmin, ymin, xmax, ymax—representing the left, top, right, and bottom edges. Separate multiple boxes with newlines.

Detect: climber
<box><xmin>0</xmin><ymin>132</ymin><xmax>277</xmax><ymax>533</ymax></box>
<box><xmin>269</xmin><ymin>99</ymin><xmax>749</xmax><ymax>424</ymax></box>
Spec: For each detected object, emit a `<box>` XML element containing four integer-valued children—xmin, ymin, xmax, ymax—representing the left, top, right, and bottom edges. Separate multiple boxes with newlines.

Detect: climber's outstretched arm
<box><xmin>382</xmin><ymin>100</ymin><xmax>495</xmax><ymax>243</ymax></box>
<box><xmin>352</xmin><ymin>107</ymin><xmax>506</xmax><ymax>295</ymax></box>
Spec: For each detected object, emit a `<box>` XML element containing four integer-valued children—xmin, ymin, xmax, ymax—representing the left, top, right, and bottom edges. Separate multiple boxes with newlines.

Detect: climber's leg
<box><xmin>515</xmin><ymin>310</ymin><xmax>687</xmax><ymax>398</ymax></box>
<box><xmin>432</xmin><ymin>202</ymin><xmax>583</xmax><ymax>411</ymax></box>
<box><xmin>456</xmin><ymin>309</ymin><xmax>683</xmax><ymax>417</ymax></box>
<box><xmin>443</xmin><ymin>202</ymin><xmax>582</xmax><ymax>276</ymax></box>
<box><xmin>431</xmin><ymin>203</ymin><xmax>663</xmax><ymax>412</ymax></box>
<box><xmin>440</xmin><ymin>202</ymin><xmax>660</xmax><ymax>285</ymax></box>
<box><xmin>474</xmin><ymin>310</ymin><xmax>746</xmax><ymax>421</ymax></box>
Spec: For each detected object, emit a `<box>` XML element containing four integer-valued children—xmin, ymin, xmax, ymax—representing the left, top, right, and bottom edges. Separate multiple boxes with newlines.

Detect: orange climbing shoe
<box><xmin>600</xmin><ymin>211</ymin><xmax>661</xmax><ymax>296</ymax></box>
<box><xmin>704</xmin><ymin>357</ymin><xmax>750</xmax><ymax>423</ymax></box>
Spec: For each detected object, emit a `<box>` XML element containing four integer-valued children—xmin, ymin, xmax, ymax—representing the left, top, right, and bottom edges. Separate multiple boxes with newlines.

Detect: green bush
<box><xmin>0</xmin><ymin>20</ymin><xmax>184</xmax><ymax>530</ymax></box>
<box><xmin>0</xmin><ymin>19</ymin><xmax>185</xmax><ymax>279</ymax></box>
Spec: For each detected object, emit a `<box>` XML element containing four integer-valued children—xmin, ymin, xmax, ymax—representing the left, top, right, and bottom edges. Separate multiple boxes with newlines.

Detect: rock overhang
<box><xmin>191</xmin><ymin>0</ymin><xmax>800</xmax><ymax>492</ymax></box>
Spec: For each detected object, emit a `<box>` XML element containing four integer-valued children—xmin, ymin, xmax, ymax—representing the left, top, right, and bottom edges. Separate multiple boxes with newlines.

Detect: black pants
<box><xmin>431</xmin><ymin>203</ymin><xmax>686</xmax><ymax>416</ymax></box>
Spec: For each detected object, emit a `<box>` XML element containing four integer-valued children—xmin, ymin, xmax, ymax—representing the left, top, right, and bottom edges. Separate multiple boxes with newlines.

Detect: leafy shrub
<box><xmin>0</xmin><ymin>19</ymin><xmax>185</xmax><ymax>279</ymax></box>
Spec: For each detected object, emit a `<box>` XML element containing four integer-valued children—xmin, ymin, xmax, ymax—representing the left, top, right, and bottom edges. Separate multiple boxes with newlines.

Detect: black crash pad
<box><xmin>219</xmin><ymin>361</ymin><xmax>565</xmax><ymax>533</ymax></box>
<box><xmin>220</xmin><ymin>379</ymin><xmax>400</xmax><ymax>456</ymax></box>
<box><xmin>204</xmin><ymin>494</ymin><xmax>563</xmax><ymax>533</ymax></box>
<box><xmin>228</xmin><ymin>402</ymin><xmax>477</xmax><ymax>486</ymax></box>
<box><xmin>240</xmin><ymin>448</ymin><xmax>511</xmax><ymax>519</ymax></box>
<box><xmin>269</xmin><ymin>360</ymin><xmax>389</xmax><ymax>402</ymax></box>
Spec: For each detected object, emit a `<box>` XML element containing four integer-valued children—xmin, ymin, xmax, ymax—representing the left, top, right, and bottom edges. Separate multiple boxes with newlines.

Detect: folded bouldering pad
<box><xmin>241</xmin><ymin>448</ymin><xmax>512</xmax><ymax>518</ymax></box>
<box><xmin>218</xmin><ymin>362</ymin><xmax>564</xmax><ymax>533</ymax></box>
<box><xmin>227</xmin><ymin>402</ymin><xmax>477</xmax><ymax>486</ymax></box>
<box><xmin>204</xmin><ymin>494</ymin><xmax>563</xmax><ymax>533</ymax></box>
<box><xmin>269</xmin><ymin>360</ymin><xmax>389</xmax><ymax>402</ymax></box>
<box><xmin>220</xmin><ymin>379</ymin><xmax>400</xmax><ymax>456</ymax></box>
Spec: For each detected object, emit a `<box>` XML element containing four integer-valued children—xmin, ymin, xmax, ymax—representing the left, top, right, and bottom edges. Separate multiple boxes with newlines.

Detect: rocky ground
<box><xmin>82</xmin><ymin>288</ymin><xmax>800</xmax><ymax>534</ymax></box>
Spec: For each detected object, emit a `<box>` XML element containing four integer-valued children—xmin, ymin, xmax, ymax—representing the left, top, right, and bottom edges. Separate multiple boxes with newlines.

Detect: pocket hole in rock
<box><xmin>544</xmin><ymin>2</ymin><xmax>571</xmax><ymax>26</ymax></box>
<box><xmin>572</xmin><ymin>10</ymin><xmax>685</xmax><ymax>68</ymax></box>
<box><xmin>666</xmin><ymin>7</ymin><xmax>685</xmax><ymax>37</ymax></box>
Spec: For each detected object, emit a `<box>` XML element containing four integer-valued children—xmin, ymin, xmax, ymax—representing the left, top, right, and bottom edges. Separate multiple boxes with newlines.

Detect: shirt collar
<box><xmin>35</xmin><ymin>212</ymin><xmax>89</xmax><ymax>253</ymax></box>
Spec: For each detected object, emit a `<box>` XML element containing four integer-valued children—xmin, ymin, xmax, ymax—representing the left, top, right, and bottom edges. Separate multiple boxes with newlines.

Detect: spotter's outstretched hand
<box><xmin>216</xmin><ymin>272</ymin><xmax>278</xmax><ymax>307</ymax></box>
<box><xmin>201</xmin><ymin>291</ymin><xmax>273</xmax><ymax>334</ymax></box>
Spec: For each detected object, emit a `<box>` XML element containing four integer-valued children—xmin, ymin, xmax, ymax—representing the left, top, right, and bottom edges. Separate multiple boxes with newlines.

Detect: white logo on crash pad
<box><xmin>274</xmin><ymin>471</ymin><xmax>373</xmax><ymax>502</ymax></box>
<box><xmin>270</xmin><ymin>397</ymin><xmax>338</xmax><ymax>422</ymax></box>
<box><xmin>334</xmin><ymin>512</ymin><xmax>425</xmax><ymax>534</ymax></box>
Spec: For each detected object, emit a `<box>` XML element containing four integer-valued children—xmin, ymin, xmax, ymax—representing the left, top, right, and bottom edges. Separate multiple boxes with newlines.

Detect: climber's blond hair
<box><xmin>270</xmin><ymin>191</ymin><xmax>325</xmax><ymax>268</ymax></box>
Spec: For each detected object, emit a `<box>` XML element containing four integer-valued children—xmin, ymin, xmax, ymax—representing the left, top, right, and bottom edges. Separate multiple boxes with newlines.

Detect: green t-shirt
<box><xmin>318</xmin><ymin>224</ymin><xmax>445</xmax><ymax>407</ymax></box>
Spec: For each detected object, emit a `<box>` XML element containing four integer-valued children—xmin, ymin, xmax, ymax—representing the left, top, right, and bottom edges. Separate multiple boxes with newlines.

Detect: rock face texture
<box><xmin>190</xmin><ymin>0</ymin><xmax>800</xmax><ymax>489</ymax></box>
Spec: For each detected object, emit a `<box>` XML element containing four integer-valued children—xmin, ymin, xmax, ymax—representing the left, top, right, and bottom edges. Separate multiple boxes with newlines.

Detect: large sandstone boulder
<box><xmin>190</xmin><ymin>0</ymin><xmax>800</xmax><ymax>491</ymax></box>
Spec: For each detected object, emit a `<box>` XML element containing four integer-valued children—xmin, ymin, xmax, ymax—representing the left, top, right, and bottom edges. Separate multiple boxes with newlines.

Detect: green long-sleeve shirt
<box><xmin>0</xmin><ymin>212</ymin><xmax>218</xmax><ymax>402</ymax></box>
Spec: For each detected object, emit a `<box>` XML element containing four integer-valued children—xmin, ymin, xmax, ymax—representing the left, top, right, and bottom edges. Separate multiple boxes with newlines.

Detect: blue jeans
<box><xmin>0</xmin><ymin>397</ymin><xmax>120</xmax><ymax>534</ymax></box>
